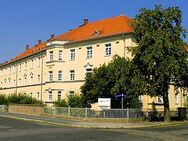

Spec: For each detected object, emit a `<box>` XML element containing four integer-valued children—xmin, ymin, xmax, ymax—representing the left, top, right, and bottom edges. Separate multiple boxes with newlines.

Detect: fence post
<box><xmin>68</xmin><ymin>106</ymin><xmax>70</xmax><ymax>117</ymax></box>
<box><xmin>127</xmin><ymin>108</ymin><xmax>129</xmax><ymax>120</ymax></box>
<box><xmin>85</xmin><ymin>107</ymin><xmax>88</xmax><ymax>118</ymax></box>
<box><xmin>53</xmin><ymin>107</ymin><xmax>56</xmax><ymax>116</ymax></box>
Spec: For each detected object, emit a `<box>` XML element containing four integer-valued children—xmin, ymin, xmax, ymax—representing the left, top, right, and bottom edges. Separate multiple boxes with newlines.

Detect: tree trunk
<box><xmin>163</xmin><ymin>92</ymin><xmax>171</xmax><ymax>122</ymax></box>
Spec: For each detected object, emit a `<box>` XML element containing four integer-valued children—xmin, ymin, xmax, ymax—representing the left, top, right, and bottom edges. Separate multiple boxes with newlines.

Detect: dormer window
<box><xmin>92</xmin><ymin>30</ymin><xmax>102</xmax><ymax>38</ymax></box>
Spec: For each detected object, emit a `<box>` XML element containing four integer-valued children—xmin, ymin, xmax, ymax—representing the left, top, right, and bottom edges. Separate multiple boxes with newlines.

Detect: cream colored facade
<box><xmin>0</xmin><ymin>19</ymin><xmax>187</xmax><ymax>110</ymax></box>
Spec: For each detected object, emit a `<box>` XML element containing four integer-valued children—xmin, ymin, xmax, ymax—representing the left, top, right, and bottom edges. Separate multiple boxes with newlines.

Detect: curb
<box><xmin>0</xmin><ymin>114</ymin><xmax>187</xmax><ymax>129</ymax></box>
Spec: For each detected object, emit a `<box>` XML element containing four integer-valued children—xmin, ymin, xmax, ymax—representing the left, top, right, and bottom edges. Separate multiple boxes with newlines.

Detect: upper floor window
<box><xmin>30</xmin><ymin>73</ymin><xmax>33</xmax><ymax>84</ymax></box>
<box><xmin>31</xmin><ymin>60</ymin><xmax>33</xmax><ymax>69</ymax></box>
<box><xmin>86</xmin><ymin>46</ymin><xmax>92</xmax><ymax>58</ymax></box>
<box><xmin>49</xmin><ymin>51</ymin><xmax>53</xmax><ymax>61</ymax></box>
<box><xmin>59</xmin><ymin>50</ymin><xmax>63</xmax><ymax>60</ymax></box>
<box><xmin>70</xmin><ymin>70</ymin><xmax>75</xmax><ymax>81</ymax></box>
<box><xmin>69</xmin><ymin>91</ymin><xmax>75</xmax><ymax>95</ymax></box>
<box><xmin>38</xmin><ymin>57</ymin><xmax>40</xmax><ymax>67</ymax></box>
<box><xmin>58</xmin><ymin>71</ymin><xmax>62</xmax><ymax>81</ymax></box>
<box><xmin>49</xmin><ymin>71</ymin><xmax>53</xmax><ymax>81</ymax></box>
<box><xmin>38</xmin><ymin>75</ymin><xmax>40</xmax><ymax>83</ymax></box>
<box><xmin>105</xmin><ymin>43</ymin><xmax>112</xmax><ymax>56</ymax></box>
<box><xmin>70</xmin><ymin>49</ymin><xmax>75</xmax><ymax>60</ymax></box>
<box><xmin>25</xmin><ymin>62</ymin><xmax>27</xmax><ymax>70</ymax></box>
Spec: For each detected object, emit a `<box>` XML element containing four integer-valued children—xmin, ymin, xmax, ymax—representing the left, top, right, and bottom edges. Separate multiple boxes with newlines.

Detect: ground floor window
<box><xmin>58</xmin><ymin>91</ymin><xmax>61</xmax><ymax>100</ymax></box>
<box><xmin>48</xmin><ymin>91</ymin><xmax>52</xmax><ymax>102</ymax></box>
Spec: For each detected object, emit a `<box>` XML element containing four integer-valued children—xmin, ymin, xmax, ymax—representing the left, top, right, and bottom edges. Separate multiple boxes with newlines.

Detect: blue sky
<box><xmin>0</xmin><ymin>0</ymin><xmax>187</xmax><ymax>63</ymax></box>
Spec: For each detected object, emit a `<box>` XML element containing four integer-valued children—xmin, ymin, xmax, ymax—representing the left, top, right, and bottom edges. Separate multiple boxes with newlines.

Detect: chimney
<box><xmin>38</xmin><ymin>40</ymin><xmax>42</xmax><ymax>44</ymax></box>
<box><xmin>26</xmin><ymin>45</ymin><xmax>29</xmax><ymax>50</ymax></box>
<box><xmin>83</xmin><ymin>18</ymin><xmax>88</xmax><ymax>25</ymax></box>
<box><xmin>50</xmin><ymin>33</ymin><xmax>55</xmax><ymax>39</ymax></box>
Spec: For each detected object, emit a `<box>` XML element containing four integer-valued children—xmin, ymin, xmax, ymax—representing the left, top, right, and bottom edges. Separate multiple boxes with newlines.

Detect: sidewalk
<box><xmin>0</xmin><ymin>112</ymin><xmax>187</xmax><ymax>129</ymax></box>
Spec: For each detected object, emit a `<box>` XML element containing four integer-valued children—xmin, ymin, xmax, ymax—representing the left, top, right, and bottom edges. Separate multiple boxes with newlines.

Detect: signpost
<box><xmin>115</xmin><ymin>93</ymin><xmax>128</xmax><ymax>109</ymax></box>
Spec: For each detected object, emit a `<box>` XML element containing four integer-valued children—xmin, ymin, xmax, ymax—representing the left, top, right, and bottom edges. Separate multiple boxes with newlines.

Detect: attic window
<box><xmin>92</xmin><ymin>30</ymin><xmax>102</xmax><ymax>38</ymax></box>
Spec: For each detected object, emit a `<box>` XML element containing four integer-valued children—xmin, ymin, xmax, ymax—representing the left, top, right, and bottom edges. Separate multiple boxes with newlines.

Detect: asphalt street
<box><xmin>0</xmin><ymin>116</ymin><xmax>187</xmax><ymax>141</ymax></box>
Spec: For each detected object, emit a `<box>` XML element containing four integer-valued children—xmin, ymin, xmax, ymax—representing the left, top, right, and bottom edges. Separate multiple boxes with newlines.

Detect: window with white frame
<box><xmin>58</xmin><ymin>91</ymin><xmax>61</xmax><ymax>100</ymax></box>
<box><xmin>86</xmin><ymin>46</ymin><xmax>92</xmax><ymax>58</ymax></box>
<box><xmin>157</xmin><ymin>95</ymin><xmax>163</xmax><ymax>103</ymax></box>
<box><xmin>70</xmin><ymin>49</ymin><xmax>75</xmax><ymax>60</ymax></box>
<box><xmin>25</xmin><ymin>62</ymin><xmax>27</xmax><ymax>70</ymax></box>
<box><xmin>175</xmin><ymin>93</ymin><xmax>179</xmax><ymax>104</ymax></box>
<box><xmin>48</xmin><ymin>91</ymin><xmax>52</xmax><ymax>102</ymax></box>
<box><xmin>58</xmin><ymin>71</ymin><xmax>62</xmax><ymax>81</ymax></box>
<box><xmin>49</xmin><ymin>51</ymin><xmax>53</xmax><ymax>61</ymax></box>
<box><xmin>86</xmin><ymin>68</ymin><xmax>93</xmax><ymax>74</ymax></box>
<box><xmin>30</xmin><ymin>73</ymin><xmax>33</xmax><ymax>84</ymax></box>
<box><xmin>70</xmin><ymin>70</ymin><xmax>75</xmax><ymax>80</ymax></box>
<box><xmin>38</xmin><ymin>57</ymin><xmax>40</xmax><ymax>67</ymax></box>
<box><xmin>30</xmin><ymin>93</ymin><xmax>32</xmax><ymax>98</ymax></box>
<box><xmin>31</xmin><ymin>60</ymin><xmax>33</xmax><ymax>69</ymax></box>
<box><xmin>24</xmin><ymin>74</ymin><xmax>27</xmax><ymax>85</ymax></box>
<box><xmin>59</xmin><ymin>50</ymin><xmax>63</xmax><ymax>60</ymax></box>
<box><xmin>49</xmin><ymin>71</ymin><xmax>53</xmax><ymax>81</ymax></box>
<box><xmin>138</xmin><ymin>95</ymin><xmax>143</xmax><ymax>102</ymax></box>
<box><xmin>38</xmin><ymin>75</ymin><xmax>40</xmax><ymax>83</ymax></box>
<box><xmin>37</xmin><ymin>92</ymin><xmax>40</xmax><ymax>100</ymax></box>
<box><xmin>69</xmin><ymin>91</ymin><xmax>75</xmax><ymax>95</ymax></box>
<box><xmin>105</xmin><ymin>43</ymin><xmax>112</xmax><ymax>56</ymax></box>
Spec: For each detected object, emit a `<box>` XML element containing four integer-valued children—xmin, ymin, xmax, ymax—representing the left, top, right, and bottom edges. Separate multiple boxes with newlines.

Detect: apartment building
<box><xmin>0</xmin><ymin>15</ymin><xmax>187</xmax><ymax>110</ymax></box>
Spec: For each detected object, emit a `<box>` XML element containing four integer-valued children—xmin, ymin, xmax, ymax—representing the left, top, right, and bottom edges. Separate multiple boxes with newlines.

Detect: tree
<box><xmin>81</xmin><ymin>55</ymin><xmax>144</xmax><ymax>108</ymax></box>
<box><xmin>131</xmin><ymin>5</ymin><xmax>188</xmax><ymax>122</ymax></box>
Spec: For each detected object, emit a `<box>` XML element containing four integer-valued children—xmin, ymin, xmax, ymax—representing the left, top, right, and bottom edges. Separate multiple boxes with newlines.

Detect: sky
<box><xmin>0</xmin><ymin>0</ymin><xmax>187</xmax><ymax>63</ymax></box>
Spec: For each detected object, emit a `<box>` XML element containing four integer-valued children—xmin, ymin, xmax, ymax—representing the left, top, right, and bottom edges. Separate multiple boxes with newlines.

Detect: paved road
<box><xmin>0</xmin><ymin>116</ymin><xmax>187</xmax><ymax>141</ymax></box>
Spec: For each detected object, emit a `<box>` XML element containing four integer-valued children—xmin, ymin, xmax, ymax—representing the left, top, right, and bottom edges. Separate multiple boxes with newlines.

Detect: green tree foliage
<box><xmin>0</xmin><ymin>93</ymin><xmax>43</xmax><ymax>106</ymax></box>
<box><xmin>53</xmin><ymin>99</ymin><xmax>68</xmax><ymax>107</ymax></box>
<box><xmin>131</xmin><ymin>5</ymin><xmax>188</xmax><ymax>122</ymax></box>
<box><xmin>67</xmin><ymin>94</ymin><xmax>84</xmax><ymax>108</ymax></box>
<box><xmin>81</xmin><ymin>55</ymin><xmax>144</xmax><ymax>108</ymax></box>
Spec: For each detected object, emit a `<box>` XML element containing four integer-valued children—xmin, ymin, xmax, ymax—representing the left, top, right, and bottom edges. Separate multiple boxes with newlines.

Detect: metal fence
<box><xmin>44</xmin><ymin>107</ymin><xmax>144</xmax><ymax>119</ymax></box>
<box><xmin>0</xmin><ymin>105</ymin><xmax>7</xmax><ymax>112</ymax></box>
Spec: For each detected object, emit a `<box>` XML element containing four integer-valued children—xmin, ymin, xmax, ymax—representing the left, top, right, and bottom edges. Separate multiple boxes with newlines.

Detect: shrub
<box><xmin>67</xmin><ymin>94</ymin><xmax>84</xmax><ymax>108</ymax></box>
<box><xmin>54</xmin><ymin>99</ymin><xmax>68</xmax><ymax>107</ymax></box>
<box><xmin>0</xmin><ymin>95</ymin><xmax>8</xmax><ymax>105</ymax></box>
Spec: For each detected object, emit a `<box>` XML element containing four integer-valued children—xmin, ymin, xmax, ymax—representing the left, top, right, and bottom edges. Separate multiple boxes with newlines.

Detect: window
<box><xmin>105</xmin><ymin>43</ymin><xmax>112</xmax><ymax>56</ymax></box>
<box><xmin>70</xmin><ymin>49</ymin><xmax>75</xmax><ymax>60</ymax></box>
<box><xmin>86</xmin><ymin>46</ymin><xmax>92</xmax><ymax>58</ymax></box>
<box><xmin>38</xmin><ymin>75</ymin><xmax>40</xmax><ymax>83</ymax></box>
<box><xmin>59</xmin><ymin>50</ymin><xmax>63</xmax><ymax>60</ymax></box>
<box><xmin>86</xmin><ymin>68</ymin><xmax>92</xmax><ymax>74</ymax></box>
<box><xmin>31</xmin><ymin>60</ymin><xmax>33</xmax><ymax>69</ymax></box>
<box><xmin>30</xmin><ymin>74</ymin><xmax>33</xmax><ymax>84</ymax></box>
<box><xmin>49</xmin><ymin>51</ymin><xmax>53</xmax><ymax>61</ymax></box>
<box><xmin>37</xmin><ymin>92</ymin><xmax>40</xmax><ymax>100</ymax></box>
<box><xmin>49</xmin><ymin>71</ymin><xmax>53</xmax><ymax>81</ymax></box>
<box><xmin>69</xmin><ymin>91</ymin><xmax>75</xmax><ymax>95</ymax></box>
<box><xmin>175</xmin><ymin>94</ymin><xmax>179</xmax><ymax>104</ymax></box>
<box><xmin>38</xmin><ymin>57</ymin><xmax>40</xmax><ymax>67</ymax></box>
<box><xmin>24</xmin><ymin>75</ymin><xmax>27</xmax><ymax>85</ymax></box>
<box><xmin>70</xmin><ymin>70</ymin><xmax>75</xmax><ymax>80</ymax></box>
<box><xmin>157</xmin><ymin>95</ymin><xmax>163</xmax><ymax>103</ymax></box>
<box><xmin>58</xmin><ymin>91</ymin><xmax>61</xmax><ymax>100</ymax></box>
<box><xmin>58</xmin><ymin>71</ymin><xmax>62</xmax><ymax>81</ymax></box>
<box><xmin>25</xmin><ymin>62</ymin><xmax>27</xmax><ymax>70</ymax></box>
<box><xmin>30</xmin><ymin>93</ymin><xmax>33</xmax><ymax>98</ymax></box>
<box><xmin>19</xmin><ymin>64</ymin><xmax>21</xmax><ymax>71</ymax></box>
<box><xmin>48</xmin><ymin>91</ymin><xmax>52</xmax><ymax>102</ymax></box>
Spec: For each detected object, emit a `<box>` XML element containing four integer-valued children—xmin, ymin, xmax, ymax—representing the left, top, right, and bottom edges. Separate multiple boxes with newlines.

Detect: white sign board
<box><xmin>98</xmin><ymin>98</ymin><xmax>111</xmax><ymax>109</ymax></box>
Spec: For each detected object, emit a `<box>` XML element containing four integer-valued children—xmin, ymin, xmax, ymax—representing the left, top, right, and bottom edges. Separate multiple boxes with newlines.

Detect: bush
<box><xmin>0</xmin><ymin>95</ymin><xmax>8</xmax><ymax>105</ymax></box>
<box><xmin>54</xmin><ymin>99</ymin><xmax>68</xmax><ymax>107</ymax></box>
<box><xmin>67</xmin><ymin>94</ymin><xmax>84</xmax><ymax>108</ymax></box>
<box><xmin>0</xmin><ymin>93</ymin><xmax>43</xmax><ymax>106</ymax></box>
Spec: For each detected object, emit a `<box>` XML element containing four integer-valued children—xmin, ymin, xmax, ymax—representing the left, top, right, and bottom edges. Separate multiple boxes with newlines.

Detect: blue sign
<box><xmin>115</xmin><ymin>93</ymin><xmax>126</xmax><ymax>98</ymax></box>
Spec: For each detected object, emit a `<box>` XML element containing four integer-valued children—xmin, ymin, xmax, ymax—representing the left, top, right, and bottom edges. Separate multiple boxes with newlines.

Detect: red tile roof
<box><xmin>0</xmin><ymin>15</ymin><xmax>133</xmax><ymax>66</ymax></box>
<box><xmin>54</xmin><ymin>15</ymin><xmax>133</xmax><ymax>43</ymax></box>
